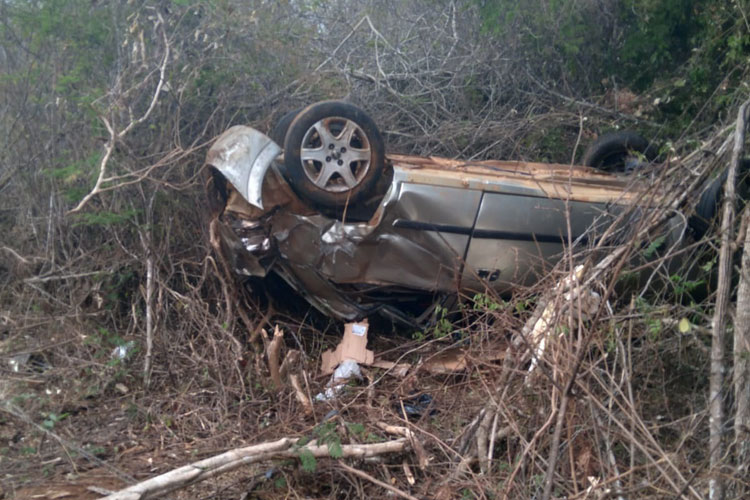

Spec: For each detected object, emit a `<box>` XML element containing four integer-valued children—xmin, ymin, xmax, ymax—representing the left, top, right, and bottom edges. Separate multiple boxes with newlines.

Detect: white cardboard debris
<box><xmin>320</xmin><ymin>321</ymin><xmax>373</xmax><ymax>374</ymax></box>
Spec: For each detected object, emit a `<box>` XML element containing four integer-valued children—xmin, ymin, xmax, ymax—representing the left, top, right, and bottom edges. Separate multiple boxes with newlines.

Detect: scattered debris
<box><xmin>372</xmin><ymin>343</ymin><xmax>506</xmax><ymax>378</ymax></box>
<box><xmin>8</xmin><ymin>352</ymin><xmax>50</xmax><ymax>373</ymax></box>
<box><xmin>396</xmin><ymin>393</ymin><xmax>437</xmax><ymax>420</ymax></box>
<box><xmin>8</xmin><ymin>353</ymin><xmax>30</xmax><ymax>372</ymax></box>
<box><xmin>370</xmin><ymin>359</ymin><xmax>411</xmax><ymax>377</ymax></box>
<box><xmin>419</xmin><ymin>347</ymin><xmax>470</xmax><ymax>374</ymax></box>
<box><xmin>315</xmin><ymin>359</ymin><xmax>363</xmax><ymax>401</ymax></box>
<box><xmin>321</xmin><ymin>321</ymin><xmax>373</xmax><ymax>374</ymax></box>
<box><xmin>111</xmin><ymin>341</ymin><xmax>136</xmax><ymax>361</ymax></box>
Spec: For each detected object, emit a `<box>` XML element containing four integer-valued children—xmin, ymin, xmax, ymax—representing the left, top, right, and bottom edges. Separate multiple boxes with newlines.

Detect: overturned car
<box><xmin>204</xmin><ymin>101</ymin><xmax>712</xmax><ymax>325</ymax></box>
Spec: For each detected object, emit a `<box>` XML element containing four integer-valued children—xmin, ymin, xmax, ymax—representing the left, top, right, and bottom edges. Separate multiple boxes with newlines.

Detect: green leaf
<box><xmin>644</xmin><ymin>236</ymin><xmax>666</xmax><ymax>258</ymax></box>
<box><xmin>297</xmin><ymin>435</ymin><xmax>310</xmax><ymax>446</ymax></box>
<box><xmin>328</xmin><ymin>440</ymin><xmax>343</xmax><ymax>459</ymax></box>
<box><xmin>678</xmin><ymin>318</ymin><xmax>691</xmax><ymax>333</ymax></box>
<box><xmin>346</xmin><ymin>423</ymin><xmax>365</xmax><ymax>436</ymax></box>
<box><xmin>701</xmin><ymin>259</ymin><xmax>716</xmax><ymax>273</ymax></box>
<box><xmin>298</xmin><ymin>448</ymin><xmax>316</xmax><ymax>473</ymax></box>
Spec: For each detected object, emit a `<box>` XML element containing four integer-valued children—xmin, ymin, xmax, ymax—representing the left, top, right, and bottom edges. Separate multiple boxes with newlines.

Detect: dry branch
<box><xmin>289</xmin><ymin>373</ymin><xmax>313</xmax><ymax>415</ymax></box>
<box><xmin>338</xmin><ymin>461</ymin><xmax>419</xmax><ymax>500</ymax></box>
<box><xmin>103</xmin><ymin>436</ymin><xmax>409</xmax><ymax>500</ymax></box>
<box><xmin>68</xmin><ymin>12</ymin><xmax>170</xmax><ymax>214</ymax></box>
<box><xmin>731</xmin><ymin>100</ymin><xmax>750</xmax><ymax>496</ymax></box>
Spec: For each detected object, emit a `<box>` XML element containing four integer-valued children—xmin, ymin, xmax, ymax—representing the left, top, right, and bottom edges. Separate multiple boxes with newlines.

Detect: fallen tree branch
<box><xmin>103</xmin><ymin>436</ymin><xmax>409</xmax><ymax>500</ymax></box>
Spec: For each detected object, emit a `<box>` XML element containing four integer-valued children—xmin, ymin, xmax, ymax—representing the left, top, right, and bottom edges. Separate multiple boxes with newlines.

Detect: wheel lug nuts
<box><xmin>337</xmin><ymin>159</ymin><xmax>344</xmax><ymax>166</ymax></box>
<box><xmin>328</xmin><ymin>144</ymin><xmax>335</xmax><ymax>149</ymax></box>
<box><xmin>340</xmin><ymin>147</ymin><xmax>346</xmax><ymax>152</ymax></box>
<box><xmin>326</xmin><ymin>156</ymin><xmax>331</xmax><ymax>162</ymax></box>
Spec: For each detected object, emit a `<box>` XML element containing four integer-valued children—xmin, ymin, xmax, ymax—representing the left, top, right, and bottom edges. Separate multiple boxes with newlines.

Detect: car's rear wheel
<box><xmin>582</xmin><ymin>131</ymin><xmax>655</xmax><ymax>173</ymax></box>
<box><xmin>281</xmin><ymin>101</ymin><xmax>385</xmax><ymax>209</ymax></box>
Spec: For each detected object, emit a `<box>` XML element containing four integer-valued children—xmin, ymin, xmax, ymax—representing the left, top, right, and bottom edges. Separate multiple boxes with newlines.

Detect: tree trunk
<box><xmin>142</xmin><ymin>191</ymin><xmax>157</xmax><ymax>389</ymax></box>
<box><xmin>732</xmin><ymin>101</ymin><xmax>750</xmax><ymax>495</ymax></box>
<box><xmin>710</xmin><ymin>99</ymin><xmax>749</xmax><ymax>500</ymax></box>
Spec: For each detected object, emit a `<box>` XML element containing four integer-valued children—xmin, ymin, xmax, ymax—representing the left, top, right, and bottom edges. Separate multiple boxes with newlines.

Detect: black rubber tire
<box><xmin>689</xmin><ymin>172</ymin><xmax>726</xmax><ymax>239</ymax></box>
<box><xmin>688</xmin><ymin>160</ymin><xmax>750</xmax><ymax>238</ymax></box>
<box><xmin>582</xmin><ymin>131</ymin><xmax>655</xmax><ymax>173</ymax></box>
<box><xmin>270</xmin><ymin>108</ymin><xmax>302</xmax><ymax>145</ymax></box>
<box><xmin>281</xmin><ymin>101</ymin><xmax>385</xmax><ymax>208</ymax></box>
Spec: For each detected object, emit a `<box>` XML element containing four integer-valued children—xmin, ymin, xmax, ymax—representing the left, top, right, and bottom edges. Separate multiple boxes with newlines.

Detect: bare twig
<box><xmin>68</xmin><ymin>13</ymin><xmax>170</xmax><ymax>214</ymax></box>
<box><xmin>338</xmin><ymin>461</ymin><xmax>419</xmax><ymax>500</ymax></box>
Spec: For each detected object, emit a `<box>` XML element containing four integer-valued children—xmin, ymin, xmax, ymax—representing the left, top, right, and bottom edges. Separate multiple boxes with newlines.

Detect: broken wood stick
<box><xmin>266</xmin><ymin>325</ymin><xmax>284</xmax><ymax>388</ymax></box>
<box><xmin>103</xmin><ymin>437</ymin><xmax>409</xmax><ymax>500</ymax></box>
<box><xmin>289</xmin><ymin>372</ymin><xmax>313</xmax><ymax>415</ymax></box>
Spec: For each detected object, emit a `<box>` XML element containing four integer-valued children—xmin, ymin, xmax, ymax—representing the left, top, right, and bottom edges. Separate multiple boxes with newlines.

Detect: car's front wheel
<box><xmin>281</xmin><ymin>101</ymin><xmax>385</xmax><ymax>209</ymax></box>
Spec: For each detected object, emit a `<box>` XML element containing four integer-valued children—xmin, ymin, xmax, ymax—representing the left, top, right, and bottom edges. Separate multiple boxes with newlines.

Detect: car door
<box><xmin>382</xmin><ymin>181</ymin><xmax>483</xmax><ymax>292</ymax></box>
<box><xmin>461</xmin><ymin>191</ymin><xmax>614</xmax><ymax>292</ymax></box>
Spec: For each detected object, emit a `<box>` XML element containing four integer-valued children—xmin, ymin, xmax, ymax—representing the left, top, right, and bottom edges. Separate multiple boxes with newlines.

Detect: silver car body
<box><xmin>206</xmin><ymin>126</ymin><xmax>648</xmax><ymax>321</ymax></box>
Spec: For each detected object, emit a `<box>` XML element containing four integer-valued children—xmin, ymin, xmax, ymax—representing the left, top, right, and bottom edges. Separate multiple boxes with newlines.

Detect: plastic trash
<box><xmin>9</xmin><ymin>353</ymin><xmax>50</xmax><ymax>373</ymax></box>
<box><xmin>111</xmin><ymin>341</ymin><xmax>136</xmax><ymax>361</ymax></box>
<box><xmin>396</xmin><ymin>393</ymin><xmax>437</xmax><ymax>420</ymax></box>
<box><xmin>315</xmin><ymin>359</ymin><xmax>362</xmax><ymax>401</ymax></box>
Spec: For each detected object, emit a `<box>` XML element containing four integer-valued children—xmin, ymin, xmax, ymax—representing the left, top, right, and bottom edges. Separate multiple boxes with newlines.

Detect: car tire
<box><xmin>281</xmin><ymin>101</ymin><xmax>385</xmax><ymax>208</ymax></box>
<box><xmin>688</xmin><ymin>160</ymin><xmax>750</xmax><ymax>238</ymax></box>
<box><xmin>690</xmin><ymin>171</ymin><xmax>728</xmax><ymax>239</ymax></box>
<box><xmin>270</xmin><ymin>108</ymin><xmax>302</xmax><ymax>145</ymax></box>
<box><xmin>582</xmin><ymin>131</ymin><xmax>655</xmax><ymax>173</ymax></box>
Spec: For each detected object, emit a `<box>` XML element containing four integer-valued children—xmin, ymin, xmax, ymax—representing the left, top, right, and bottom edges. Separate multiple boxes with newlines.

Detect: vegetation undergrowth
<box><xmin>2</xmin><ymin>0</ymin><xmax>750</xmax><ymax>498</ymax></box>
